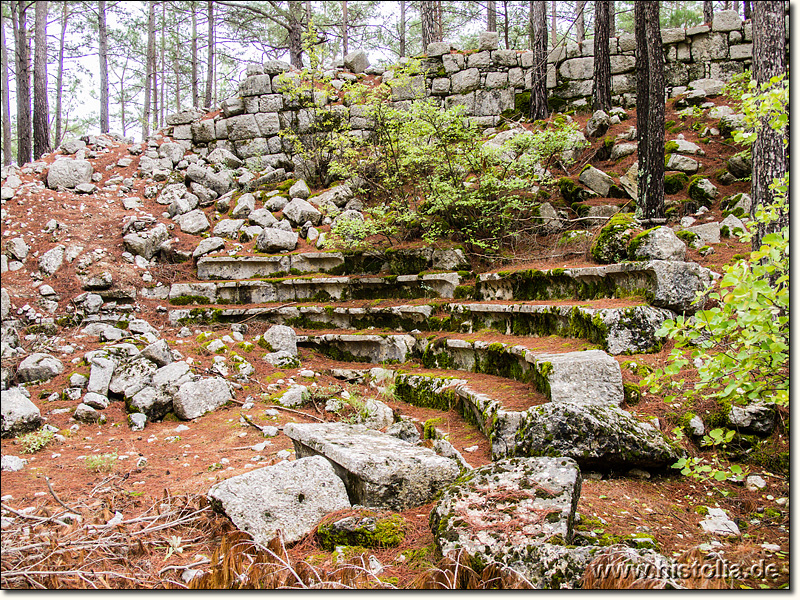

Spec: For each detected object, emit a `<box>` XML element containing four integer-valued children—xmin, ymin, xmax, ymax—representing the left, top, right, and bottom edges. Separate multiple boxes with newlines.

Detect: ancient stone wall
<box><xmin>164</xmin><ymin>9</ymin><xmax>786</xmax><ymax>175</ymax></box>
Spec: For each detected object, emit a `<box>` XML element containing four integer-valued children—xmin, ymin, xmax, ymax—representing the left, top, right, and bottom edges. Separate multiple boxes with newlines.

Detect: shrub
<box><xmin>18</xmin><ymin>429</ymin><xmax>55</xmax><ymax>454</ymax></box>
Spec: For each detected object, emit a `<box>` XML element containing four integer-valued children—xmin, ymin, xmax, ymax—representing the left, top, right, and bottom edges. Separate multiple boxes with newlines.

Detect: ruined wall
<box><xmin>163</xmin><ymin>9</ymin><xmax>786</xmax><ymax>174</ymax></box>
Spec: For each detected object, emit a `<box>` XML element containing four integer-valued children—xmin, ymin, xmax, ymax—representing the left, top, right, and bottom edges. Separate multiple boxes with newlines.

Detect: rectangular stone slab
<box><xmin>283</xmin><ymin>422</ymin><xmax>460</xmax><ymax>510</ymax></box>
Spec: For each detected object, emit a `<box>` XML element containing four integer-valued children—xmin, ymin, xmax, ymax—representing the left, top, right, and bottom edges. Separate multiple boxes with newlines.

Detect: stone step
<box><xmin>298</xmin><ymin>332</ymin><xmax>624</xmax><ymax>406</ymax></box>
<box><xmin>169</xmin><ymin>300</ymin><xmax>673</xmax><ymax>355</ymax></box>
<box><xmin>196</xmin><ymin>246</ymin><xmax>470</xmax><ymax>280</ymax></box>
<box><xmin>475</xmin><ymin>260</ymin><xmax>718</xmax><ymax>313</ymax></box>
<box><xmin>197</xmin><ymin>252</ymin><xmax>345</xmax><ymax>279</ymax></box>
<box><xmin>158</xmin><ymin>272</ymin><xmax>462</xmax><ymax>305</ymax></box>
<box><xmin>355</xmin><ymin>368</ymin><xmax>681</xmax><ymax>470</ymax></box>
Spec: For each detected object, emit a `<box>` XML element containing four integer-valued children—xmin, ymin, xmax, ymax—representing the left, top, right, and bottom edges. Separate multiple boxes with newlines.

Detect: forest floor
<box><xmin>0</xmin><ymin>97</ymin><xmax>789</xmax><ymax>589</ymax></box>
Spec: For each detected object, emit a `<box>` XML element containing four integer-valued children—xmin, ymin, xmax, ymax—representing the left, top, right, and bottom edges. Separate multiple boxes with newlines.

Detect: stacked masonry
<box><xmin>164</xmin><ymin>9</ymin><xmax>787</xmax><ymax>174</ymax></box>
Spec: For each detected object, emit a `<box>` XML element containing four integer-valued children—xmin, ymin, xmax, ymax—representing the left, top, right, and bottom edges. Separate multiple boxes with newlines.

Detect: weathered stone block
<box><xmin>451</xmin><ymin>68</ymin><xmax>480</xmax><ymax>94</ymax></box>
<box><xmin>467</xmin><ymin>50</ymin><xmax>492</xmax><ymax>69</ymax></box>
<box><xmin>239</xmin><ymin>74</ymin><xmax>272</xmax><ymax>96</ymax></box>
<box><xmin>492</xmin><ymin>49</ymin><xmax>517</xmax><ymax>67</ymax></box>
<box><xmin>712</xmin><ymin>9</ymin><xmax>742</xmax><ymax>32</ymax></box>
<box><xmin>558</xmin><ymin>57</ymin><xmax>594</xmax><ymax>80</ymax></box>
<box><xmin>485</xmin><ymin>71</ymin><xmax>509</xmax><ymax>89</ymax></box>
<box><xmin>430</xmin><ymin>77</ymin><xmax>450</xmax><ymax>95</ymax></box>
<box><xmin>284</xmin><ymin>422</ymin><xmax>460</xmax><ymax>510</ymax></box>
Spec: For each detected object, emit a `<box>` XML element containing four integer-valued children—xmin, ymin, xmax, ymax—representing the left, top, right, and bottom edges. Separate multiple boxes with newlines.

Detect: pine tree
<box><xmin>33</xmin><ymin>0</ymin><xmax>50</xmax><ymax>157</ymax></box>
<box><xmin>750</xmin><ymin>0</ymin><xmax>787</xmax><ymax>251</ymax></box>
<box><xmin>592</xmin><ymin>0</ymin><xmax>611</xmax><ymax>112</ymax></box>
<box><xmin>635</xmin><ymin>1</ymin><xmax>665</xmax><ymax>223</ymax></box>
<box><xmin>528</xmin><ymin>1</ymin><xmax>548</xmax><ymax>121</ymax></box>
<box><xmin>12</xmin><ymin>0</ymin><xmax>31</xmax><ymax>165</ymax></box>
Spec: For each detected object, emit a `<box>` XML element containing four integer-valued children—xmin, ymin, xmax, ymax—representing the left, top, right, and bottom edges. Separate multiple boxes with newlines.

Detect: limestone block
<box><xmin>426</xmin><ymin>41</ymin><xmax>450</xmax><ymax>57</ymax></box>
<box><xmin>239</xmin><ymin>74</ymin><xmax>272</xmax><ymax>96</ymax></box>
<box><xmin>712</xmin><ymin>9</ymin><xmax>742</xmax><ymax>32</ymax></box>
<box><xmin>285</xmin><ymin>422</ymin><xmax>460</xmax><ymax>510</ymax></box>
<box><xmin>485</xmin><ymin>71</ymin><xmax>509</xmax><ymax>89</ymax></box>
<box><xmin>221</xmin><ymin>97</ymin><xmax>244</xmax><ymax>118</ymax></box>
<box><xmin>431</xmin><ymin>77</ymin><xmax>451</xmax><ymax>95</ymax></box>
<box><xmin>442</xmin><ymin>53</ymin><xmax>464</xmax><ymax>73</ymax></box>
<box><xmin>191</xmin><ymin>120</ymin><xmax>216</xmax><ymax>143</ymax></box>
<box><xmin>478</xmin><ymin>31</ymin><xmax>499</xmax><ymax>51</ymax></box>
<box><xmin>728</xmin><ymin>43</ymin><xmax>752</xmax><ymax>60</ymax></box>
<box><xmin>451</xmin><ymin>68</ymin><xmax>480</xmax><ymax>94</ymax></box>
<box><xmin>208</xmin><ymin>456</ymin><xmax>351</xmax><ymax>546</ymax></box>
<box><xmin>558</xmin><ymin>57</ymin><xmax>593</xmax><ymax>80</ymax></box>
<box><xmin>226</xmin><ymin>114</ymin><xmax>261</xmax><ymax>142</ymax></box>
<box><xmin>661</xmin><ymin>28</ymin><xmax>686</xmax><ymax>44</ymax></box>
<box><xmin>173</xmin><ymin>377</ymin><xmax>232</xmax><ymax>420</ymax></box>
<box><xmin>610</xmin><ymin>55</ymin><xmax>636</xmax><ymax>74</ymax></box>
<box><xmin>255</xmin><ymin>112</ymin><xmax>281</xmax><ymax>136</ymax></box>
<box><xmin>467</xmin><ymin>51</ymin><xmax>492</xmax><ymax>69</ymax></box>
<box><xmin>492</xmin><ymin>49</ymin><xmax>517</xmax><ymax>67</ymax></box>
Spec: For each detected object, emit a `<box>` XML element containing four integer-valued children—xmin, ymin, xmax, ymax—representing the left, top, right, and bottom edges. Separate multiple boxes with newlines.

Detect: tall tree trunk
<box><xmin>743</xmin><ymin>1</ymin><xmax>751</xmax><ymax>20</ymax></box>
<box><xmin>0</xmin><ymin>9</ymin><xmax>13</xmax><ymax>165</ymax></box>
<box><xmin>160</xmin><ymin>2</ymin><xmax>166</xmax><ymax>126</ymax></box>
<box><xmin>54</xmin><ymin>3</ymin><xmax>68</xmax><ymax>147</ymax></box>
<box><xmin>750</xmin><ymin>0</ymin><xmax>787</xmax><ymax>251</ymax></box>
<box><xmin>609</xmin><ymin>0</ymin><xmax>615</xmax><ymax>35</ymax></box>
<box><xmin>143</xmin><ymin>1</ymin><xmax>155</xmax><ymax>139</ymax></box>
<box><xmin>592</xmin><ymin>1</ymin><xmax>611</xmax><ymax>112</ymax></box>
<box><xmin>487</xmin><ymin>0</ymin><xmax>497</xmax><ymax>31</ymax></box>
<box><xmin>13</xmin><ymin>1</ymin><xmax>31</xmax><ymax>165</ymax></box>
<box><xmin>204</xmin><ymin>0</ymin><xmax>214</xmax><ymax>107</ymax></box>
<box><xmin>502</xmin><ymin>0</ymin><xmax>510</xmax><ymax>48</ymax></box>
<box><xmin>550</xmin><ymin>0</ymin><xmax>557</xmax><ymax>47</ymax></box>
<box><xmin>734</xmin><ymin>0</ymin><xmax>739</xmax><ymax>16</ymax></box>
<box><xmin>152</xmin><ymin>12</ymin><xmax>158</xmax><ymax>132</ymax></box>
<box><xmin>33</xmin><ymin>0</ymin><xmax>49</xmax><ymax>158</ymax></box>
<box><xmin>703</xmin><ymin>1</ymin><xmax>713</xmax><ymax>24</ymax></box>
<box><xmin>399</xmin><ymin>0</ymin><xmax>406</xmax><ymax>57</ymax></box>
<box><xmin>528</xmin><ymin>0</ymin><xmax>534</xmax><ymax>49</ymax></box>
<box><xmin>191</xmin><ymin>1</ymin><xmax>198</xmax><ymax>107</ymax></box>
<box><xmin>287</xmin><ymin>0</ymin><xmax>303</xmax><ymax>68</ymax></box>
<box><xmin>174</xmin><ymin>54</ymin><xmax>181</xmax><ymax>112</ymax></box>
<box><xmin>99</xmin><ymin>0</ymin><xmax>109</xmax><ymax>133</ymax></box>
<box><xmin>575</xmin><ymin>1</ymin><xmax>585</xmax><ymax>42</ymax></box>
<box><xmin>635</xmin><ymin>1</ymin><xmax>665</xmax><ymax>223</ymax></box>
<box><xmin>420</xmin><ymin>0</ymin><xmax>442</xmax><ymax>48</ymax></box>
<box><xmin>529</xmin><ymin>1</ymin><xmax>548</xmax><ymax>121</ymax></box>
<box><xmin>342</xmin><ymin>0</ymin><xmax>348</xmax><ymax>57</ymax></box>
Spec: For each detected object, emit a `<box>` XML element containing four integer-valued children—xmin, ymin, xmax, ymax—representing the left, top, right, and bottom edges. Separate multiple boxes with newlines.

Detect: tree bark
<box><xmin>502</xmin><ymin>0</ymin><xmax>510</xmax><ymax>49</ymax></box>
<box><xmin>743</xmin><ymin>1</ymin><xmax>751</xmax><ymax>20</ymax></box>
<box><xmin>287</xmin><ymin>0</ymin><xmax>303</xmax><ymax>68</ymax></box>
<box><xmin>191</xmin><ymin>1</ymin><xmax>198</xmax><ymax>107</ymax></box>
<box><xmin>529</xmin><ymin>1</ymin><xmax>548</xmax><ymax>121</ymax></box>
<box><xmin>0</xmin><ymin>8</ymin><xmax>13</xmax><ymax>165</ymax></box>
<box><xmin>98</xmin><ymin>1</ymin><xmax>109</xmax><ymax>133</ymax></box>
<box><xmin>399</xmin><ymin>0</ymin><xmax>406</xmax><ymax>57</ymax></box>
<box><xmin>160</xmin><ymin>1</ymin><xmax>166</xmax><ymax>126</ymax></box>
<box><xmin>13</xmin><ymin>0</ymin><xmax>31</xmax><ymax>165</ymax></box>
<box><xmin>143</xmin><ymin>1</ymin><xmax>155</xmax><ymax>140</ymax></box>
<box><xmin>54</xmin><ymin>2</ymin><xmax>68</xmax><ymax>147</ymax></box>
<box><xmin>609</xmin><ymin>0</ymin><xmax>615</xmax><ymax>36</ymax></box>
<box><xmin>420</xmin><ymin>0</ymin><xmax>442</xmax><ymax>48</ymax></box>
<box><xmin>635</xmin><ymin>1</ymin><xmax>665</xmax><ymax>223</ymax></box>
<box><xmin>33</xmin><ymin>0</ymin><xmax>49</xmax><ymax>158</ymax></box>
<box><xmin>592</xmin><ymin>1</ymin><xmax>611</xmax><ymax>112</ymax></box>
<box><xmin>204</xmin><ymin>0</ymin><xmax>214</xmax><ymax>107</ymax></box>
<box><xmin>703</xmin><ymin>1</ymin><xmax>713</xmax><ymax>24</ymax></box>
<box><xmin>342</xmin><ymin>0</ymin><xmax>348</xmax><ymax>57</ymax></box>
<box><xmin>550</xmin><ymin>0</ymin><xmax>557</xmax><ymax>47</ymax></box>
<box><xmin>152</xmin><ymin>4</ymin><xmax>159</xmax><ymax>131</ymax></box>
<box><xmin>487</xmin><ymin>0</ymin><xmax>497</xmax><ymax>32</ymax></box>
<box><xmin>575</xmin><ymin>1</ymin><xmax>585</xmax><ymax>42</ymax></box>
<box><xmin>528</xmin><ymin>0</ymin><xmax>534</xmax><ymax>49</ymax></box>
<box><xmin>750</xmin><ymin>0</ymin><xmax>787</xmax><ymax>251</ymax></box>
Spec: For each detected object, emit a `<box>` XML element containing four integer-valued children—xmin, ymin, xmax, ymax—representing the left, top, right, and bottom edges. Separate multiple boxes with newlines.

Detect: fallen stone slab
<box><xmin>512</xmin><ymin>402</ymin><xmax>682</xmax><ymax>470</ymax></box>
<box><xmin>16</xmin><ymin>353</ymin><xmax>64</xmax><ymax>383</ymax></box>
<box><xmin>173</xmin><ymin>377</ymin><xmax>232</xmax><ymax>420</ymax></box>
<box><xmin>431</xmin><ymin>457</ymin><xmax>586</xmax><ymax>587</ymax></box>
<box><xmin>208</xmin><ymin>455</ymin><xmax>351</xmax><ymax>546</ymax></box>
<box><xmin>46</xmin><ymin>159</ymin><xmax>93</xmax><ymax>189</ymax></box>
<box><xmin>1</xmin><ymin>387</ymin><xmax>42</xmax><ymax>437</ymax></box>
<box><xmin>284</xmin><ymin>422</ymin><xmax>460</xmax><ymax>510</ymax></box>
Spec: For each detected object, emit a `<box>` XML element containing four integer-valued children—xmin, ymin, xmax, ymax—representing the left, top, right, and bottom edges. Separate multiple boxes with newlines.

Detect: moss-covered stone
<box><xmin>317</xmin><ymin>513</ymin><xmax>407</xmax><ymax>550</ymax></box>
<box><xmin>590</xmin><ymin>212</ymin><xmax>637</xmax><ymax>264</ymax></box>
<box><xmin>664</xmin><ymin>172</ymin><xmax>688</xmax><ymax>195</ymax></box>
